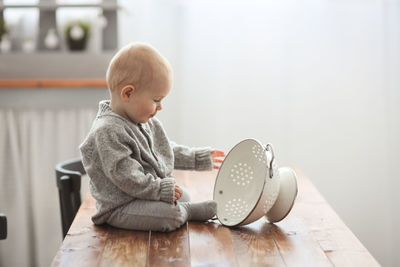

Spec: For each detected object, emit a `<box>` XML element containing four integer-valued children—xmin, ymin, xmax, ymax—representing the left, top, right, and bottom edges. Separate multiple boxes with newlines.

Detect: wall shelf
<box><xmin>0</xmin><ymin>52</ymin><xmax>114</xmax><ymax>79</ymax></box>
<box><xmin>0</xmin><ymin>0</ymin><xmax>118</xmax><ymax>51</ymax></box>
<box><xmin>0</xmin><ymin>0</ymin><xmax>118</xmax><ymax>79</ymax></box>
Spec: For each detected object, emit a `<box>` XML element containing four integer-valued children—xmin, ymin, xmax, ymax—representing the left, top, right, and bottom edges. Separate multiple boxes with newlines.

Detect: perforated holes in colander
<box><xmin>252</xmin><ymin>145</ymin><xmax>267</xmax><ymax>164</ymax></box>
<box><xmin>224</xmin><ymin>198</ymin><xmax>250</xmax><ymax>220</ymax></box>
<box><xmin>230</xmin><ymin>162</ymin><xmax>254</xmax><ymax>186</ymax></box>
<box><xmin>263</xmin><ymin>189</ymin><xmax>279</xmax><ymax>213</ymax></box>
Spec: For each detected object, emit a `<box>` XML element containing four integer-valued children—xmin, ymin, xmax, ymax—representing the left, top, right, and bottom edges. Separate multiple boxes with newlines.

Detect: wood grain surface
<box><xmin>148</xmin><ymin>224</ymin><xmax>190</xmax><ymax>267</ymax></box>
<box><xmin>51</xmin><ymin>169</ymin><xmax>380</xmax><ymax>267</ymax></box>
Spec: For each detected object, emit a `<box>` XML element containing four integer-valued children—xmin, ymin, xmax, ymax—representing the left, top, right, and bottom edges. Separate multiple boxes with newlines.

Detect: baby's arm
<box><xmin>170</xmin><ymin>141</ymin><xmax>226</xmax><ymax>171</ymax></box>
<box><xmin>170</xmin><ymin>141</ymin><xmax>212</xmax><ymax>171</ymax></box>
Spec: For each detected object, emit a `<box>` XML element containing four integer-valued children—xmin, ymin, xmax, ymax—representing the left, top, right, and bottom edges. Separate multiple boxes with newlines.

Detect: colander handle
<box><xmin>265</xmin><ymin>143</ymin><xmax>275</xmax><ymax>178</ymax></box>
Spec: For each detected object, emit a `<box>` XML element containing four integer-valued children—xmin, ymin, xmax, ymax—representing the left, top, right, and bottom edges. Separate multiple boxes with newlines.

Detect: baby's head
<box><xmin>107</xmin><ymin>42</ymin><xmax>173</xmax><ymax>124</ymax></box>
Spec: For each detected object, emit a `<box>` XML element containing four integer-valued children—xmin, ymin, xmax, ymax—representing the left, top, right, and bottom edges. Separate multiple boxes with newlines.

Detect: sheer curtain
<box><xmin>0</xmin><ymin>108</ymin><xmax>96</xmax><ymax>267</ymax></box>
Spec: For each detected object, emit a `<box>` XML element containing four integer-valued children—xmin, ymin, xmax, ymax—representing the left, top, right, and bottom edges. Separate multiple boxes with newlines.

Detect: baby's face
<box><xmin>124</xmin><ymin>71</ymin><xmax>171</xmax><ymax>124</ymax></box>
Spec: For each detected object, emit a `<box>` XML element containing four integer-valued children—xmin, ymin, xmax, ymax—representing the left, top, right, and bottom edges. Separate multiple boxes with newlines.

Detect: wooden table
<box><xmin>51</xmin><ymin>168</ymin><xmax>380</xmax><ymax>267</ymax></box>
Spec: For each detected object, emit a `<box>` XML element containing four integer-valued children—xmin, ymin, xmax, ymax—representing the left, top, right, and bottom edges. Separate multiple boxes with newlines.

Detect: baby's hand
<box><xmin>211</xmin><ymin>150</ymin><xmax>226</xmax><ymax>170</ymax></box>
<box><xmin>174</xmin><ymin>184</ymin><xmax>183</xmax><ymax>201</ymax></box>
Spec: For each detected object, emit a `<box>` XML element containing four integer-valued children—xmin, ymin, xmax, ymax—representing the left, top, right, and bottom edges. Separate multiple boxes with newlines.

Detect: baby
<box><xmin>80</xmin><ymin>42</ymin><xmax>225</xmax><ymax>232</ymax></box>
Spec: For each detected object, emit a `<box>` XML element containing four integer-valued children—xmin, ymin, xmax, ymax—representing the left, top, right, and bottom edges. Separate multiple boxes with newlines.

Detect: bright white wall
<box><xmin>119</xmin><ymin>0</ymin><xmax>400</xmax><ymax>266</ymax></box>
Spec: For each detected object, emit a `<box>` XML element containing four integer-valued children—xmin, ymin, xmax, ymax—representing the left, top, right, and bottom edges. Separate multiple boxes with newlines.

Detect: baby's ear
<box><xmin>120</xmin><ymin>85</ymin><xmax>135</xmax><ymax>101</ymax></box>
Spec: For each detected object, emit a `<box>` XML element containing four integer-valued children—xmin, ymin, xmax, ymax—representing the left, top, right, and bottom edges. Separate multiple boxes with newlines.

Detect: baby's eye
<box><xmin>154</xmin><ymin>99</ymin><xmax>161</xmax><ymax>103</ymax></box>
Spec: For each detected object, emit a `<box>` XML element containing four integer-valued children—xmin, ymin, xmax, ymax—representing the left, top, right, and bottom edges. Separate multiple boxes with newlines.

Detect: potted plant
<box><xmin>0</xmin><ymin>17</ymin><xmax>8</xmax><ymax>42</ymax></box>
<box><xmin>65</xmin><ymin>21</ymin><xmax>90</xmax><ymax>51</ymax></box>
<box><xmin>0</xmin><ymin>17</ymin><xmax>11</xmax><ymax>53</ymax></box>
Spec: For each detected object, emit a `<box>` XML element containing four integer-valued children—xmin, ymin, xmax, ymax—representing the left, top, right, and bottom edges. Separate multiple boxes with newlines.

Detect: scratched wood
<box><xmin>148</xmin><ymin>224</ymin><xmax>190</xmax><ymax>267</ymax></box>
<box><xmin>51</xmin><ymin>192</ymin><xmax>108</xmax><ymax>267</ymax></box>
<box><xmin>288</xmin><ymin>168</ymin><xmax>380</xmax><ymax>267</ymax></box>
<box><xmin>51</xmin><ymin>168</ymin><xmax>380</xmax><ymax>266</ymax></box>
<box><xmin>176</xmin><ymin>170</ymin><xmax>238</xmax><ymax>266</ymax></box>
<box><xmin>270</xmin><ymin>215</ymin><xmax>333</xmax><ymax>267</ymax></box>
<box><xmin>189</xmin><ymin>221</ymin><xmax>237</xmax><ymax>267</ymax></box>
<box><xmin>230</xmin><ymin>219</ymin><xmax>286</xmax><ymax>267</ymax></box>
<box><xmin>99</xmin><ymin>228</ymin><xmax>149</xmax><ymax>267</ymax></box>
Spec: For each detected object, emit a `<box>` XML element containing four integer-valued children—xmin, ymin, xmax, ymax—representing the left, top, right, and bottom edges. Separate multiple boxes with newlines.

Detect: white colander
<box><xmin>265</xmin><ymin>166</ymin><xmax>298</xmax><ymax>223</ymax></box>
<box><xmin>213</xmin><ymin>139</ymin><xmax>297</xmax><ymax>226</ymax></box>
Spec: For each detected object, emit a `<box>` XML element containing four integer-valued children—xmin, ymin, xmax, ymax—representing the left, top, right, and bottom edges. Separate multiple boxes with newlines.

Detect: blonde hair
<box><xmin>106</xmin><ymin>42</ymin><xmax>172</xmax><ymax>93</ymax></box>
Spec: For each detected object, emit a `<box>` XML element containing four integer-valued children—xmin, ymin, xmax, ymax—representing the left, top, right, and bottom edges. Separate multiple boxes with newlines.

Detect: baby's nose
<box><xmin>157</xmin><ymin>103</ymin><xmax>162</xmax><ymax>110</ymax></box>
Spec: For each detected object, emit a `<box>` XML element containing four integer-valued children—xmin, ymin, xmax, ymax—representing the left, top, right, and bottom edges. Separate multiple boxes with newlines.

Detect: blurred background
<box><xmin>0</xmin><ymin>0</ymin><xmax>399</xmax><ymax>266</ymax></box>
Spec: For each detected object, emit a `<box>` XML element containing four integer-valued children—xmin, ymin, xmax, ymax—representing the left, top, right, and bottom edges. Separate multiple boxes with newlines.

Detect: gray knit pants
<box><xmin>106</xmin><ymin>185</ymin><xmax>192</xmax><ymax>232</ymax></box>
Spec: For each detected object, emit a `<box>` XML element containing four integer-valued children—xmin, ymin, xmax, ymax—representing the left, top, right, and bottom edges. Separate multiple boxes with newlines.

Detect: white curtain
<box><xmin>0</xmin><ymin>108</ymin><xmax>96</xmax><ymax>267</ymax></box>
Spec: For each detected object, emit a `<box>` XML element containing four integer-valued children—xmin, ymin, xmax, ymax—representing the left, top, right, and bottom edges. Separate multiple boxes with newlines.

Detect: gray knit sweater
<box><xmin>80</xmin><ymin>100</ymin><xmax>213</xmax><ymax>224</ymax></box>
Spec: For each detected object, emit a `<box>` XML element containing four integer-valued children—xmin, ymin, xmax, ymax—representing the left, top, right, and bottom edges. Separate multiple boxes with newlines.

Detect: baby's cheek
<box><xmin>140</xmin><ymin>105</ymin><xmax>154</xmax><ymax>116</ymax></box>
<box><xmin>150</xmin><ymin>104</ymin><xmax>157</xmax><ymax>113</ymax></box>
